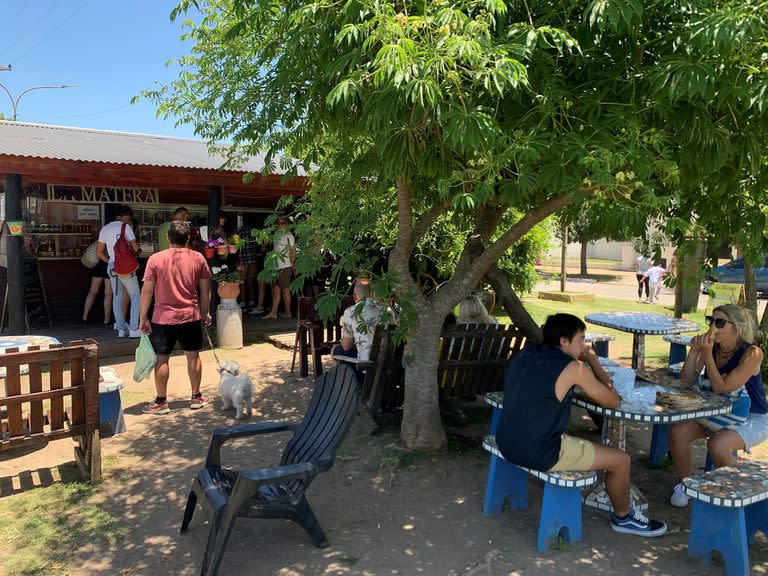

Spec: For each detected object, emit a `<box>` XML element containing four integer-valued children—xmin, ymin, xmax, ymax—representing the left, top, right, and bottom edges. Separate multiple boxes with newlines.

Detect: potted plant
<box><xmin>212</xmin><ymin>264</ymin><xmax>242</xmax><ymax>299</ymax></box>
<box><xmin>204</xmin><ymin>240</ymin><xmax>216</xmax><ymax>260</ymax></box>
<box><xmin>228</xmin><ymin>233</ymin><xmax>244</xmax><ymax>254</ymax></box>
<box><xmin>206</xmin><ymin>237</ymin><xmax>226</xmax><ymax>257</ymax></box>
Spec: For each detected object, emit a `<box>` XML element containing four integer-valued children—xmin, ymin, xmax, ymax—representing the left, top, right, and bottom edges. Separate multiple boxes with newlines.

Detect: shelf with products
<box><xmin>26</xmin><ymin>233</ymin><xmax>93</xmax><ymax>236</ymax></box>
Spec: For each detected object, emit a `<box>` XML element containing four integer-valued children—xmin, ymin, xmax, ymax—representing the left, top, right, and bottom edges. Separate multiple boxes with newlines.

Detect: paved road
<box><xmin>534</xmin><ymin>267</ymin><xmax>767</xmax><ymax>315</ymax></box>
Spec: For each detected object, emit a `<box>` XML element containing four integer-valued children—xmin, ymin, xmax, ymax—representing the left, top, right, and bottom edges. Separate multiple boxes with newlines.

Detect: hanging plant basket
<box><xmin>228</xmin><ymin>244</ymin><xmax>238</xmax><ymax>254</ymax></box>
<box><xmin>204</xmin><ymin>247</ymin><xmax>215</xmax><ymax>260</ymax></box>
<box><xmin>216</xmin><ymin>245</ymin><xmax>228</xmax><ymax>256</ymax></box>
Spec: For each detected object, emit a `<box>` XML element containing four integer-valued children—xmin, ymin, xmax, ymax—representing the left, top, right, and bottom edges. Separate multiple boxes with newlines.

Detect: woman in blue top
<box><xmin>669</xmin><ymin>304</ymin><xmax>768</xmax><ymax>507</ymax></box>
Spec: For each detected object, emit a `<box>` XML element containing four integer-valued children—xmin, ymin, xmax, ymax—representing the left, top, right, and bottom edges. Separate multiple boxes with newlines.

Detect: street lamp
<box><xmin>0</xmin><ymin>83</ymin><xmax>75</xmax><ymax>121</ymax></box>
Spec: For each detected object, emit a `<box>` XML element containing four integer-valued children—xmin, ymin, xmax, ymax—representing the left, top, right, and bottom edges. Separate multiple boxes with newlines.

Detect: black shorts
<box><xmin>90</xmin><ymin>260</ymin><xmax>109</xmax><ymax>279</ymax></box>
<box><xmin>149</xmin><ymin>321</ymin><xmax>203</xmax><ymax>355</ymax></box>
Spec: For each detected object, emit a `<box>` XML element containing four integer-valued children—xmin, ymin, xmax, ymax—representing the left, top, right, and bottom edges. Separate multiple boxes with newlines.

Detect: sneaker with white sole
<box><xmin>128</xmin><ymin>329</ymin><xmax>143</xmax><ymax>338</ymax></box>
<box><xmin>117</xmin><ymin>329</ymin><xmax>128</xmax><ymax>338</ymax></box>
<box><xmin>670</xmin><ymin>483</ymin><xmax>690</xmax><ymax>508</ymax></box>
<box><xmin>190</xmin><ymin>393</ymin><xmax>209</xmax><ymax>410</ymax></box>
<box><xmin>141</xmin><ymin>401</ymin><xmax>170</xmax><ymax>415</ymax></box>
<box><xmin>610</xmin><ymin>507</ymin><xmax>667</xmax><ymax>537</ymax></box>
<box><xmin>248</xmin><ymin>306</ymin><xmax>264</xmax><ymax>315</ymax></box>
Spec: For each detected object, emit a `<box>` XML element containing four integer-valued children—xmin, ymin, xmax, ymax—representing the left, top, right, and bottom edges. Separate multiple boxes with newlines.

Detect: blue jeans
<box><xmin>108</xmin><ymin>263</ymin><xmax>140</xmax><ymax>331</ymax></box>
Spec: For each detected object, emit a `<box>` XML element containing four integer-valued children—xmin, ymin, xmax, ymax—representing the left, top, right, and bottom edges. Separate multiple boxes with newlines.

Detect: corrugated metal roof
<box><xmin>0</xmin><ymin>120</ymin><xmax>302</xmax><ymax>175</ymax></box>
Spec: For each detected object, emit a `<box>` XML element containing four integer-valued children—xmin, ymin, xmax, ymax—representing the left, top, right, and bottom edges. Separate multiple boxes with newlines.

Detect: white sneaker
<box><xmin>670</xmin><ymin>483</ymin><xmax>689</xmax><ymax>508</ymax></box>
<box><xmin>117</xmin><ymin>329</ymin><xmax>128</xmax><ymax>338</ymax></box>
<box><xmin>128</xmin><ymin>330</ymin><xmax>143</xmax><ymax>338</ymax></box>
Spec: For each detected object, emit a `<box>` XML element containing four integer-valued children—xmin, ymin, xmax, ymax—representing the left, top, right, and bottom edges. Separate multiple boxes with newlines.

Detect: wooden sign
<box><xmin>23</xmin><ymin>259</ymin><xmax>51</xmax><ymax>327</ymax></box>
<box><xmin>706</xmin><ymin>282</ymin><xmax>745</xmax><ymax>316</ymax></box>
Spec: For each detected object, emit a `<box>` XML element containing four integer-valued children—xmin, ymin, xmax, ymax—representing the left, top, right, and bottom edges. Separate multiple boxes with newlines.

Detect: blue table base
<box><xmin>99</xmin><ymin>390</ymin><xmax>126</xmax><ymax>438</ymax></box>
<box><xmin>648</xmin><ymin>424</ymin><xmax>670</xmax><ymax>468</ymax></box>
<box><xmin>668</xmin><ymin>343</ymin><xmax>688</xmax><ymax>366</ymax></box>
<box><xmin>688</xmin><ymin>499</ymin><xmax>768</xmax><ymax>576</ymax></box>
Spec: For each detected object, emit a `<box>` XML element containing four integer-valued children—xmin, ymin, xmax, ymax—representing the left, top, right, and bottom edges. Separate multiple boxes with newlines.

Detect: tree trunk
<box><xmin>580</xmin><ymin>240</ymin><xmax>588</xmax><ymax>275</ymax></box>
<box><xmin>560</xmin><ymin>224</ymin><xmax>568</xmax><ymax>292</ymax></box>
<box><xmin>399</xmin><ymin>312</ymin><xmax>447</xmax><ymax>451</ymax></box>
<box><xmin>674</xmin><ymin>241</ymin><xmax>704</xmax><ymax>316</ymax></box>
<box><xmin>744</xmin><ymin>256</ymin><xmax>758</xmax><ymax>317</ymax></box>
<box><xmin>485</xmin><ymin>264</ymin><xmax>542</xmax><ymax>341</ymax></box>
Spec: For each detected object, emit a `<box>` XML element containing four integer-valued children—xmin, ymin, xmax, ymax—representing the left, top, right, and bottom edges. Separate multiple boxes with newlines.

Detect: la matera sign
<box><xmin>46</xmin><ymin>184</ymin><xmax>160</xmax><ymax>204</ymax></box>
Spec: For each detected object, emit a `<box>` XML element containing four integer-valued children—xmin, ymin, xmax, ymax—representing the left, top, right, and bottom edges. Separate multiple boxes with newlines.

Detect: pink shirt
<box><xmin>143</xmin><ymin>248</ymin><xmax>212</xmax><ymax>325</ymax></box>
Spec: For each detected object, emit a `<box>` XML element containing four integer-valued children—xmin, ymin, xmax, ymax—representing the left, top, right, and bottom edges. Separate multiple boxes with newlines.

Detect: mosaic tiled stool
<box><xmin>663</xmin><ymin>334</ymin><xmax>692</xmax><ymax>367</ymax></box>
<box><xmin>585</xmin><ymin>333</ymin><xmax>614</xmax><ymax>358</ymax></box>
<box><xmin>482</xmin><ymin>435</ymin><xmax>598</xmax><ymax>553</ymax></box>
<box><xmin>683</xmin><ymin>462</ymin><xmax>768</xmax><ymax>576</ymax></box>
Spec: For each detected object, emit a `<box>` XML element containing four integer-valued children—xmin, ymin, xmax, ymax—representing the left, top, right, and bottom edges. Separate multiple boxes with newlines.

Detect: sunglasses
<box><xmin>704</xmin><ymin>316</ymin><xmax>733</xmax><ymax>329</ymax></box>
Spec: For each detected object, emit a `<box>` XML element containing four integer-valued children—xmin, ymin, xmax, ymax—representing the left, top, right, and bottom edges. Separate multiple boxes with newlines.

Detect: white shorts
<box><xmin>733</xmin><ymin>413</ymin><xmax>768</xmax><ymax>451</ymax></box>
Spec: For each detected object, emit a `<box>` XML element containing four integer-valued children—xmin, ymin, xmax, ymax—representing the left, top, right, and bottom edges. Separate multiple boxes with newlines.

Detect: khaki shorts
<box><xmin>548</xmin><ymin>435</ymin><xmax>596</xmax><ymax>472</ymax></box>
<box><xmin>278</xmin><ymin>266</ymin><xmax>293</xmax><ymax>289</ymax></box>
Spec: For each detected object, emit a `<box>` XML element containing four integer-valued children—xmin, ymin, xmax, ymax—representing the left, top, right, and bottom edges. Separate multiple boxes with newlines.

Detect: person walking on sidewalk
<box><xmin>139</xmin><ymin>221</ymin><xmax>212</xmax><ymax>415</ymax></box>
<box><xmin>634</xmin><ymin>253</ymin><xmax>652</xmax><ymax>302</ymax></box>
<box><xmin>641</xmin><ymin>262</ymin><xmax>666</xmax><ymax>304</ymax></box>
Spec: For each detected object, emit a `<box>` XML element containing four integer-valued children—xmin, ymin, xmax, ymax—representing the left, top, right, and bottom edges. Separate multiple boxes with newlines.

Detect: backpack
<box><xmin>113</xmin><ymin>222</ymin><xmax>139</xmax><ymax>276</ymax></box>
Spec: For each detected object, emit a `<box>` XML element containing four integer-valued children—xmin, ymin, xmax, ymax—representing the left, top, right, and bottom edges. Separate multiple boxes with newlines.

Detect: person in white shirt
<box><xmin>635</xmin><ymin>254</ymin><xmax>652</xmax><ymax>301</ymax></box>
<box><xmin>641</xmin><ymin>263</ymin><xmax>666</xmax><ymax>304</ymax></box>
<box><xmin>334</xmin><ymin>279</ymin><xmax>392</xmax><ymax>361</ymax></box>
<box><xmin>96</xmin><ymin>205</ymin><xmax>141</xmax><ymax>337</ymax></box>
<box><xmin>263</xmin><ymin>216</ymin><xmax>296</xmax><ymax>319</ymax></box>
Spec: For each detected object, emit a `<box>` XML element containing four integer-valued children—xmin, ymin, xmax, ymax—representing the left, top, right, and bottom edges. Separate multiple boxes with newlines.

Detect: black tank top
<box><xmin>496</xmin><ymin>343</ymin><xmax>574</xmax><ymax>471</ymax></box>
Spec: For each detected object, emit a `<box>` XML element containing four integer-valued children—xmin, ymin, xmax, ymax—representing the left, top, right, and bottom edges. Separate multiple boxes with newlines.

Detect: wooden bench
<box><xmin>0</xmin><ymin>339</ymin><xmax>101</xmax><ymax>482</ymax></box>
<box><xmin>683</xmin><ymin>461</ymin><xmax>768</xmax><ymax>575</ymax></box>
<box><xmin>482</xmin><ymin>435</ymin><xmax>598</xmax><ymax>552</ymax></box>
<box><xmin>439</xmin><ymin>323</ymin><xmax>525</xmax><ymax>399</ymax></box>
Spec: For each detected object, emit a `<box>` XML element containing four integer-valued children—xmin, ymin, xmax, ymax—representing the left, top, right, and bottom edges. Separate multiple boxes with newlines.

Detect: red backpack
<box><xmin>113</xmin><ymin>222</ymin><xmax>139</xmax><ymax>276</ymax></box>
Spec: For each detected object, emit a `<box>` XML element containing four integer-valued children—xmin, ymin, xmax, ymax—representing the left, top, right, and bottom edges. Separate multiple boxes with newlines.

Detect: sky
<box><xmin>0</xmin><ymin>0</ymin><xmax>199</xmax><ymax>138</ymax></box>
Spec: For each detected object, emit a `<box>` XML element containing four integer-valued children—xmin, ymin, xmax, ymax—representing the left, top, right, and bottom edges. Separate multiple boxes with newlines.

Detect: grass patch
<box><xmin>0</xmin><ymin>462</ymin><xmax>127</xmax><ymax>576</ymax></box>
<box><xmin>495</xmin><ymin>296</ymin><xmax>705</xmax><ymax>369</ymax></box>
<box><xmin>446</xmin><ymin>431</ymin><xmax>485</xmax><ymax>458</ymax></box>
<box><xmin>550</xmin><ymin>534</ymin><xmax>572</xmax><ymax>552</ymax></box>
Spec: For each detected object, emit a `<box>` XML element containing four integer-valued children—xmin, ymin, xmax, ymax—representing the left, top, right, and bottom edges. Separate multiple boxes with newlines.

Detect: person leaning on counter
<box><xmin>96</xmin><ymin>205</ymin><xmax>141</xmax><ymax>338</ymax></box>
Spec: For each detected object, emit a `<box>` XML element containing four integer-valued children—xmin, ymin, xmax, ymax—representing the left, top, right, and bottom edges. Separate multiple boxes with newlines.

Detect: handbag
<box><xmin>113</xmin><ymin>222</ymin><xmax>139</xmax><ymax>276</ymax></box>
<box><xmin>80</xmin><ymin>241</ymin><xmax>100</xmax><ymax>269</ymax></box>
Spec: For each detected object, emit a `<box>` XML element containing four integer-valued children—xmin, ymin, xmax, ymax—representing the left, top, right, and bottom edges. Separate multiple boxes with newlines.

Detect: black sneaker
<box><xmin>610</xmin><ymin>507</ymin><xmax>667</xmax><ymax>537</ymax></box>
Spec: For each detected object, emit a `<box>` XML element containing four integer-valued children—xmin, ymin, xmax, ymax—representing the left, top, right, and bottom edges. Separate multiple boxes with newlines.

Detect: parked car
<box><xmin>702</xmin><ymin>256</ymin><xmax>768</xmax><ymax>295</ymax></box>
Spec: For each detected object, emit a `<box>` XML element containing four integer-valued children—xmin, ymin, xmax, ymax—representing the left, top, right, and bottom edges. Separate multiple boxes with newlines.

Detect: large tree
<box><xmin>146</xmin><ymin>0</ymin><xmax>768</xmax><ymax>450</ymax></box>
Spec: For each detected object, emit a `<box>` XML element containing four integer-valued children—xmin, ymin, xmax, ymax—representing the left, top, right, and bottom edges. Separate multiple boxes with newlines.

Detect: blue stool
<box><xmin>585</xmin><ymin>333</ymin><xmax>614</xmax><ymax>358</ymax></box>
<box><xmin>482</xmin><ymin>436</ymin><xmax>597</xmax><ymax>553</ymax></box>
<box><xmin>663</xmin><ymin>334</ymin><xmax>692</xmax><ymax>367</ymax></box>
<box><xmin>648</xmin><ymin>424</ymin><xmax>670</xmax><ymax>468</ymax></box>
<box><xmin>684</xmin><ymin>462</ymin><xmax>768</xmax><ymax>575</ymax></box>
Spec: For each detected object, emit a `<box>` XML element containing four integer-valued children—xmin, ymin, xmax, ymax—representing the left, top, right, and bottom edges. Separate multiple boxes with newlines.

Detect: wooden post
<box><xmin>208</xmin><ymin>185</ymin><xmax>221</xmax><ymax>229</ymax></box>
<box><xmin>560</xmin><ymin>224</ymin><xmax>568</xmax><ymax>293</ymax></box>
<box><xmin>5</xmin><ymin>174</ymin><xmax>24</xmax><ymax>333</ymax></box>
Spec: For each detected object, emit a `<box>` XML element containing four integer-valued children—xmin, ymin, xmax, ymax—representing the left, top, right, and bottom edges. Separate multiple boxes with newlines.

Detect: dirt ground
<box><xmin>1</xmin><ymin>342</ymin><xmax>766</xmax><ymax>576</ymax></box>
<box><xmin>2</xmin><ymin>270</ymin><xmax>768</xmax><ymax>575</ymax></box>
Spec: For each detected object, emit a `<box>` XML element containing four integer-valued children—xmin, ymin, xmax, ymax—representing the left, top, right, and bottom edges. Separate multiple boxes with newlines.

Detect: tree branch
<box><xmin>413</xmin><ymin>196</ymin><xmax>451</xmax><ymax>245</ymax></box>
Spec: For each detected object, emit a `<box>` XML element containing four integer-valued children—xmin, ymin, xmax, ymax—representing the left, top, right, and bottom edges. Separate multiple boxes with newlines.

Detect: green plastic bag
<box><xmin>133</xmin><ymin>334</ymin><xmax>157</xmax><ymax>382</ymax></box>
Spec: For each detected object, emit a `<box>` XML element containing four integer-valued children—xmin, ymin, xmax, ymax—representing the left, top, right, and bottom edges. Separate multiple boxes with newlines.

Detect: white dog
<box><xmin>217</xmin><ymin>360</ymin><xmax>253</xmax><ymax>419</ymax></box>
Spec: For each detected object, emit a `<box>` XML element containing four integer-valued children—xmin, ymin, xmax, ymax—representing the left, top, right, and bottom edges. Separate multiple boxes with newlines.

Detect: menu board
<box><xmin>23</xmin><ymin>259</ymin><xmax>50</xmax><ymax>327</ymax></box>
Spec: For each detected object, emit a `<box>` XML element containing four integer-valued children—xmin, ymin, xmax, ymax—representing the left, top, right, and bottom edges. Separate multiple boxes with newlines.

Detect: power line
<box><xmin>10</xmin><ymin>0</ymin><xmax>90</xmax><ymax>65</ymax></box>
<box><xmin>2</xmin><ymin>0</ymin><xmax>64</xmax><ymax>60</ymax></box>
<box><xmin>0</xmin><ymin>4</ymin><xmax>28</xmax><ymax>39</ymax></box>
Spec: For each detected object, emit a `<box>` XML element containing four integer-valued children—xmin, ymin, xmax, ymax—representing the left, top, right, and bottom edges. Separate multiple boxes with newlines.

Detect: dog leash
<box><xmin>202</xmin><ymin>324</ymin><xmax>223</xmax><ymax>368</ymax></box>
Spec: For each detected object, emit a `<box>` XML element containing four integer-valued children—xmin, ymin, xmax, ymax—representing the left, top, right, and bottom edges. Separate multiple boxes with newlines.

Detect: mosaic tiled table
<box><xmin>0</xmin><ymin>335</ymin><xmax>61</xmax><ymax>379</ymax></box>
<box><xmin>682</xmin><ymin>462</ymin><xmax>768</xmax><ymax>575</ymax></box>
<box><xmin>485</xmin><ymin>367</ymin><xmax>732</xmax><ymax>513</ymax></box>
<box><xmin>585</xmin><ymin>312</ymin><xmax>699</xmax><ymax>370</ymax></box>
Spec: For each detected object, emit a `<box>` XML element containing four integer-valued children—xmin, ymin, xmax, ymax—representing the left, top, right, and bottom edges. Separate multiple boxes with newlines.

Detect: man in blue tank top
<box><xmin>496</xmin><ymin>313</ymin><xmax>667</xmax><ymax>537</ymax></box>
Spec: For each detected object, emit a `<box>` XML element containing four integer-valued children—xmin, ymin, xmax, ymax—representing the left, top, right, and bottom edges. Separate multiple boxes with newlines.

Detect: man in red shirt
<box><xmin>138</xmin><ymin>221</ymin><xmax>212</xmax><ymax>414</ymax></box>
